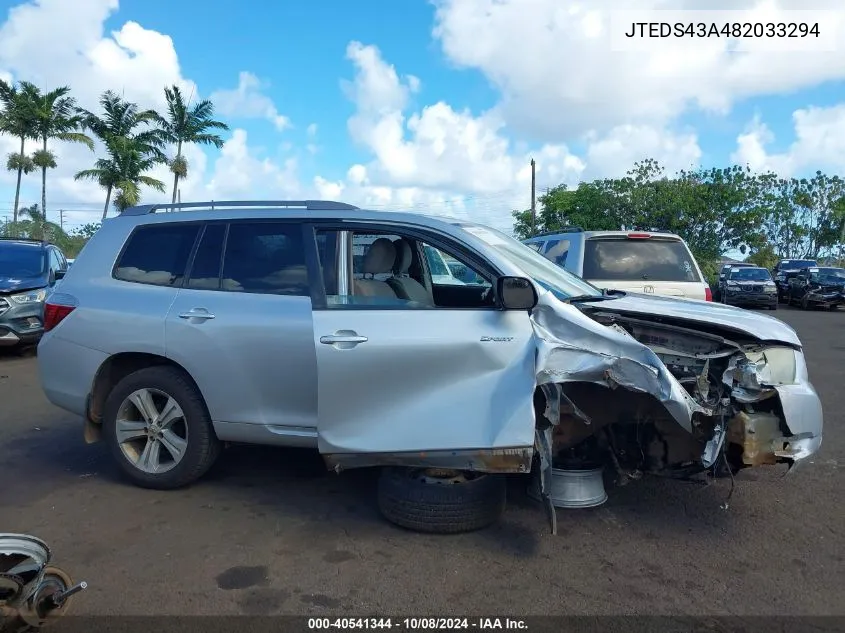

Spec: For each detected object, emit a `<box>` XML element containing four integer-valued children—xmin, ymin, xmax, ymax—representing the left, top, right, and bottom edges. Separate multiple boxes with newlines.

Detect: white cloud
<box><xmin>0</xmin><ymin>0</ymin><xmax>194</xmax><ymax>111</ymax></box>
<box><xmin>209</xmin><ymin>72</ymin><xmax>291</xmax><ymax>132</ymax></box>
<box><xmin>431</xmin><ymin>0</ymin><xmax>845</xmax><ymax>140</ymax></box>
<box><xmin>731</xmin><ymin>105</ymin><xmax>845</xmax><ymax>176</ymax></box>
<box><xmin>335</xmin><ymin>41</ymin><xmax>587</xmax><ymax>228</ymax></box>
<box><xmin>306</xmin><ymin>123</ymin><xmax>318</xmax><ymax>137</ymax></box>
<box><xmin>318</xmin><ymin>40</ymin><xmax>701</xmax><ymax>231</ymax></box>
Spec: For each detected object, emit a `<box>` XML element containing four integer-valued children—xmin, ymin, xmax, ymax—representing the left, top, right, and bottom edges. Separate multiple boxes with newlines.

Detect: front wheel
<box><xmin>103</xmin><ymin>366</ymin><xmax>221</xmax><ymax>490</ymax></box>
<box><xmin>377</xmin><ymin>467</ymin><xmax>506</xmax><ymax>534</ymax></box>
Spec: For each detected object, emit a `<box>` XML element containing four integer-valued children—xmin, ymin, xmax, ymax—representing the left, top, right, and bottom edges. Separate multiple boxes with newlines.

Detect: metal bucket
<box><xmin>528</xmin><ymin>467</ymin><xmax>607</xmax><ymax>508</ymax></box>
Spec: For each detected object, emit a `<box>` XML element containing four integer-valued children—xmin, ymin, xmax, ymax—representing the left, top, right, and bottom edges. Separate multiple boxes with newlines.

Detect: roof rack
<box><xmin>121</xmin><ymin>200</ymin><xmax>360</xmax><ymax>216</ymax></box>
<box><xmin>530</xmin><ymin>226</ymin><xmax>584</xmax><ymax>238</ymax></box>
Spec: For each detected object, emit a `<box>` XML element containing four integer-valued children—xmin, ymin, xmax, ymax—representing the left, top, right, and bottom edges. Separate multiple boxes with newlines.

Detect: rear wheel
<box><xmin>377</xmin><ymin>467</ymin><xmax>506</xmax><ymax>534</ymax></box>
<box><xmin>103</xmin><ymin>366</ymin><xmax>221</xmax><ymax>490</ymax></box>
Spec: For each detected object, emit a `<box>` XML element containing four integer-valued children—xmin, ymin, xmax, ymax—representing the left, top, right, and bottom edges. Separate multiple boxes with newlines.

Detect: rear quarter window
<box><xmin>582</xmin><ymin>238</ymin><xmax>702</xmax><ymax>283</ymax></box>
<box><xmin>114</xmin><ymin>224</ymin><xmax>200</xmax><ymax>287</ymax></box>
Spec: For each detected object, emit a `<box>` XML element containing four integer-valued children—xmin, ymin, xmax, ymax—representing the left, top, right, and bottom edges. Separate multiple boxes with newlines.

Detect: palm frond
<box><xmin>137</xmin><ymin>175</ymin><xmax>166</xmax><ymax>192</ymax></box>
<box><xmin>55</xmin><ymin>131</ymin><xmax>95</xmax><ymax>150</ymax></box>
<box><xmin>32</xmin><ymin>149</ymin><xmax>57</xmax><ymax>169</ymax></box>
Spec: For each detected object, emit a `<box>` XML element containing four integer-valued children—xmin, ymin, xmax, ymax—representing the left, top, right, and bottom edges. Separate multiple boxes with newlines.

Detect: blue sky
<box><xmin>1</xmin><ymin>0</ymin><xmax>844</xmax><ymax>232</ymax></box>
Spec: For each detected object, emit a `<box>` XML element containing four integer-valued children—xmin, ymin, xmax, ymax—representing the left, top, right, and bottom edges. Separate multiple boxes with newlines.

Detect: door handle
<box><xmin>178</xmin><ymin>308</ymin><xmax>215</xmax><ymax>320</ymax></box>
<box><xmin>320</xmin><ymin>331</ymin><xmax>368</xmax><ymax>348</ymax></box>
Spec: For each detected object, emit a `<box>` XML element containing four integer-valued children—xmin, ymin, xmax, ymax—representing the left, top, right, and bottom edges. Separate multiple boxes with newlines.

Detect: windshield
<box><xmin>0</xmin><ymin>246</ymin><xmax>46</xmax><ymax>278</ymax></box>
<box><xmin>582</xmin><ymin>237</ymin><xmax>702</xmax><ymax>282</ymax></box>
<box><xmin>455</xmin><ymin>223</ymin><xmax>601</xmax><ymax>299</ymax></box>
<box><xmin>729</xmin><ymin>268</ymin><xmax>771</xmax><ymax>281</ymax></box>
<box><xmin>812</xmin><ymin>268</ymin><xmax>845</xmax><ymax>284</ymax></box>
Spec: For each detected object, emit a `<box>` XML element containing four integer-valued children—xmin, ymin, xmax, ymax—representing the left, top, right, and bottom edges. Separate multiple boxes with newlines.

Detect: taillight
<box><xmin>43</xmin><ymin>302</ymin><xmax>75</xmax><ymax>332</ymax></box>
<box><xmin>705</xmin><ymin>287</ymin><xmax>713</xmax><ymax>302</ymax></box>
<box><xmin>627</xmin><ymin>233</ymin><xmax>651</xmax><ymax>239</ymax></box>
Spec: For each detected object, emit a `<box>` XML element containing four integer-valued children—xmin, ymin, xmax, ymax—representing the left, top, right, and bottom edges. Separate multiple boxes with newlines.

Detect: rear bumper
<box><xmin>37</xmin><ymin>334</ymin><xmax>108</xmax><ymax>417</ymax></box>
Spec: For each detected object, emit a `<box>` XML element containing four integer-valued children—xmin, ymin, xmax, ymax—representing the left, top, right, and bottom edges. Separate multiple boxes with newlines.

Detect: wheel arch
<box><xmin>87</xmin><ymin>352</ymin><xmax>208</xmax><ymax>433</ymax></box>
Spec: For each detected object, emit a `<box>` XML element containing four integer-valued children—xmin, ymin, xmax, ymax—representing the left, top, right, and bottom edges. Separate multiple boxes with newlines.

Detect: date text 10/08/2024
<box><xmin>308</xmin><ymin>618</ymin><xmax>528</xmax><ymax>630</ymax></box>
<box><xmin>624</xmin><ymin>22</ymin><xmax>820</xmax><ymax>38</ymax></box>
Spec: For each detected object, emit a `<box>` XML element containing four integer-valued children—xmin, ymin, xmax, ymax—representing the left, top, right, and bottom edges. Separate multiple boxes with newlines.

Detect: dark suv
<box><xmin>772</xmin><ymin>258</ymin><xmax>817</xmax><ymax>302</ymax></box>
<box><xmin>0</xmin><ymin>238</ymin><xmax>69</xmax><ymax>348</ymax></box>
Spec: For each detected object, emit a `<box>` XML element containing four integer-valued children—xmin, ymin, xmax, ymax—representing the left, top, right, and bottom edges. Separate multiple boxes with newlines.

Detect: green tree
<box><xmin>0</xmin><ymin>79</ymin><xmax>39</xmax><ymax>224</ymax></box>
<box><xmin>31</xmin><ymin>85</ymin><xmax>94</xmax><ymax>222</ymax></box>
<box><xmin>153</xmin><ymin>85</ymin><xmax>228</xmax><ymax>203</ymax></box>
<box><xmin>75</xmin><ymin>91</ymin><xmax>166</xmax><ymax>219</ymax></box>
<box><xmin>9</xmin><ymin>203</ymin><xmax>65</xmax><ymax>242</ymax></box>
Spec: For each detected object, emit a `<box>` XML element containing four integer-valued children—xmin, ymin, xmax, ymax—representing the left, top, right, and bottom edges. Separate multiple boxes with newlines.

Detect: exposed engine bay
<box><xmin>537</xmin><ymin>306</ymin><xmax>807</xmax><ymax>487</ymax></box>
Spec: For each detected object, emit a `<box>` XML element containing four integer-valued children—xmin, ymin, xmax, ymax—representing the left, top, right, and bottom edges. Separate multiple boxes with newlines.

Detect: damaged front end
<box><xmin>529</xmin><ymin>295</ymin><xmax>823</xmax><ymax>530</ymax></box>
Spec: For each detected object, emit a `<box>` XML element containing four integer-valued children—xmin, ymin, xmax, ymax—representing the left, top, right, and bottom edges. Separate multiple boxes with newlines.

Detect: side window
<box><xmin>186</xmin><ymin>224</ymin><xmax>226</xmax><ymax>290</ymax></box>
<box><xmin>315</xmin><ymin>230</ymin><xmax>338</xmax><ymax>295</ymax></box>
<box><xmin>525</xmin><ymin>241</ymin><xmax>544</xmax><ymax>252</ymax></box>
<box><xmin>115</xmin><ymin>224</ymin><xmax>199</xmax><ymax>286</ymax></box>
<box><xmin>543</xmin><ymin>238</ymin><xmax>570</xmax><ymax>267</ymax></box>
<box><xmin>315</xmin><ymin>229</ymin><xmax>494</xmax><ymax>309</ymax></box>
<box><xmin>49</xmin><ymin>249</ymin><xmax>62</xmax><ymax>272</ymax></box>
<box><xmin>423</xmin><ymin>244</ymin><xmax>490</xmax><ymax>289</ymax></box>
<box><xmin>221</xmin><ymin>222</ymin><xmax>309</xmax><ymax>295</ymax></box>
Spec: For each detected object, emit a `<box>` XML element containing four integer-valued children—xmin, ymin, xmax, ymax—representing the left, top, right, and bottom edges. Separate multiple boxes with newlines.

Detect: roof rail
<box><xmin>0</xmin><ymin>236</ymin><xmax>48</xmax><ymax>245</ymax></box>
<box><xmin>120</xmin><ymin>200</ymin><xmax>360</xmax><ymax>216</ymax></box>
<box><xmin>530</xmin><ymin>226</ymin><xmax>584</xmax><ymax>238</ymax></box>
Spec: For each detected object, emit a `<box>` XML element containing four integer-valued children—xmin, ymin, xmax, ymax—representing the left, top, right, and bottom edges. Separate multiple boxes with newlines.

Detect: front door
<box><xmin>309</xmin><ymin>225</ymin><xmax>537</xmax><ymax>468</ymax></box>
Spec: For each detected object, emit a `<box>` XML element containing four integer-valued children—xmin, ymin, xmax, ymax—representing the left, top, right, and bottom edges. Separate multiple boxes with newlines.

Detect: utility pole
<box><xmin>59</xmin><ymin>209</ymin><xmax>64</xmax><ymax>231</ymax></box>
<box><xmin>530</xmin><ymin>158</ymin><xmax>536</xmax><ymax>236</ymax></box>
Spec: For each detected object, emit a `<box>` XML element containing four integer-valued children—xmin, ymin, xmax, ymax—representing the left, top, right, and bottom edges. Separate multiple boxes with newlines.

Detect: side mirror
<box><xmin>55</xmin><ymin>269</ymin><xmax>66</xmax><ymax>280</ymax></box>
<box><xmin>497</xmin><ymin>276</ymin><xmax>538</xmax><ymax>311</ymax></box>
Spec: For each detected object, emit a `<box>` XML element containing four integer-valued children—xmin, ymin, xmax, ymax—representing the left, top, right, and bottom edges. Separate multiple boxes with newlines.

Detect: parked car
<box><xmin>522</xmin><ymin>229</ymin><xmax>711</xmax><ymax>301</ymax></box>
<box><xmin>37</xmin><ymin>201</ymin><xmax>822</xmax><ymax>534</ymax></box>
<box><xmin>715</xmin><ymin>261</ymin><xmax>756</xmax><ymax>301</ymax></box>
<box><xmin>772</xmin><ymin>259</ymin><xmax>818</xmax><ymax>302</ymax></box>
<box><xmin>787</xmin><ymin>266</ymin><xmax>845</xmax><ymax>310</ymax></box>
<box><xmin>719</xmin><ymin>266</ymin><xmax>778</xmax><ymax>310</ymax></box>
<box><xmin>0</xmin><ymin>237</ymin><xmax>69</xmax><ymax>348</ymax></box>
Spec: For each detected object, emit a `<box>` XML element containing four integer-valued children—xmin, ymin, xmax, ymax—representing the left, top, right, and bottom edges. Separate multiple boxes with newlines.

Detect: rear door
<box><xmin>309</xmin><ymin>223</ymin><xmax>537</xmax><ymax>470</ymax></box>
<box><xmin>164</xmin><ymin>221</ymin><xmax>318</xmax><ymax>441</ymax></box>
<box><xmin>581</xmin><ymin>234</ymin><xmax>708</xmax><ymax>299</ymax></box>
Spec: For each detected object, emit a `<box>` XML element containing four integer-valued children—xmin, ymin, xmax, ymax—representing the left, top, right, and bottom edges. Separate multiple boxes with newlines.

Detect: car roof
<box><xmin>0</xmin><ymin>238</ymin><xmax>48</xmax><ymax>250</ymax></box>
<box><xmin>524</xmin><ymin>230</ymin><xmax>683</xmax><ymax>240</ymax></box>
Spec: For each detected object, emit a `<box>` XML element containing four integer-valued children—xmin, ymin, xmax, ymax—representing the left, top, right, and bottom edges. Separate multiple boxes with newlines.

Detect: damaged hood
<box><xmin>584</xmin><ymin>292</ymin><xmax>801</xmax><ymax>347</ymax></box>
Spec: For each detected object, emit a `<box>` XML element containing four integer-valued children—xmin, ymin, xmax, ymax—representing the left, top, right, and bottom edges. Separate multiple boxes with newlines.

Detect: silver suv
<box><xmin>38</xmin><ymin>201</ymin><xmax>823</xmax><ymax>534</ymax></box>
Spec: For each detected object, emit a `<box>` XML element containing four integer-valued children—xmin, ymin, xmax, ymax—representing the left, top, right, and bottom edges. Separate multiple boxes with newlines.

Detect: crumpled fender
<box><xmin>530</xmin><ymin>296</ymin><xmax>704</xmax><ymax>433</ymax></box>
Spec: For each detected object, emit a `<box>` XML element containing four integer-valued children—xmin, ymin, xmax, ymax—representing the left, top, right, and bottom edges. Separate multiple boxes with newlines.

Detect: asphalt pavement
<box><xmin>1</xmin><ymin>305</ymin><xmax>843</xmax><ymax>617</ymax></box>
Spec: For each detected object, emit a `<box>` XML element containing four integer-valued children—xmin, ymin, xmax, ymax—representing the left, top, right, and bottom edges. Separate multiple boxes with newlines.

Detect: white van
<box><xmin>523</xmin><ymin>229</ymin><xmax>711</xmax><ymax>301</ymax></box>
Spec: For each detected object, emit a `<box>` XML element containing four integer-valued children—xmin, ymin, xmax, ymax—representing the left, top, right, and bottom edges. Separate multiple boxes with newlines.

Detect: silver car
<box><xmin>37</xmin><ymin>201</ymin><xmax>823</xmax><ymax>534</ymax></box>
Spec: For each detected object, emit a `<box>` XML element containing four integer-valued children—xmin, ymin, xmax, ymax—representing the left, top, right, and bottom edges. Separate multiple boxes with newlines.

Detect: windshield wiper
<box><xmin>567</xmin><ymin>289</ymin><xmax>625</xmax><ymax>303</ymax></box>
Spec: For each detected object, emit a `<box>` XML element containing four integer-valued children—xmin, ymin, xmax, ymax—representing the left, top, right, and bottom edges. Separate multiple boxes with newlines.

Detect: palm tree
<box><xmin>0</xmin><ymin>79</ymin><xmax>39</xmax><ymax>224</ymax></box>
<box><xmin>31</xmin><ymin>86</ymin><xmax>94</xmax><ymax>221</ymax></box>
<box><xmin>153</xmin><ymin>85</ymin><xmax>228</xmax><ymax>203</ymax></box>
<box><xmin>14</xmin><ymin>203</ymin><xmax>64</xmax><ymax>241</ymax></box>
<box><xmin>75</xmin><ymin>91</ymin><xmax>166</xmax><ymax>220</ymax></box>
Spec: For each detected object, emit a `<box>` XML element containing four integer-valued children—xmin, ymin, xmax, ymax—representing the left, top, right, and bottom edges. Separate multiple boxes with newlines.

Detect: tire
<box><xmin>103</xmin><ymin>365</ymin><xmax>221</xmax><ymax>490</ymax></box>
<box><xmin>377</xmin><ymin>467</ymin><xmax>506</xmax><ymax>534</ymax></box>
<box><xmin>770</xmin><ymin>303</ymin><xmax>778</xmax><ymax>310</ymax></box>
